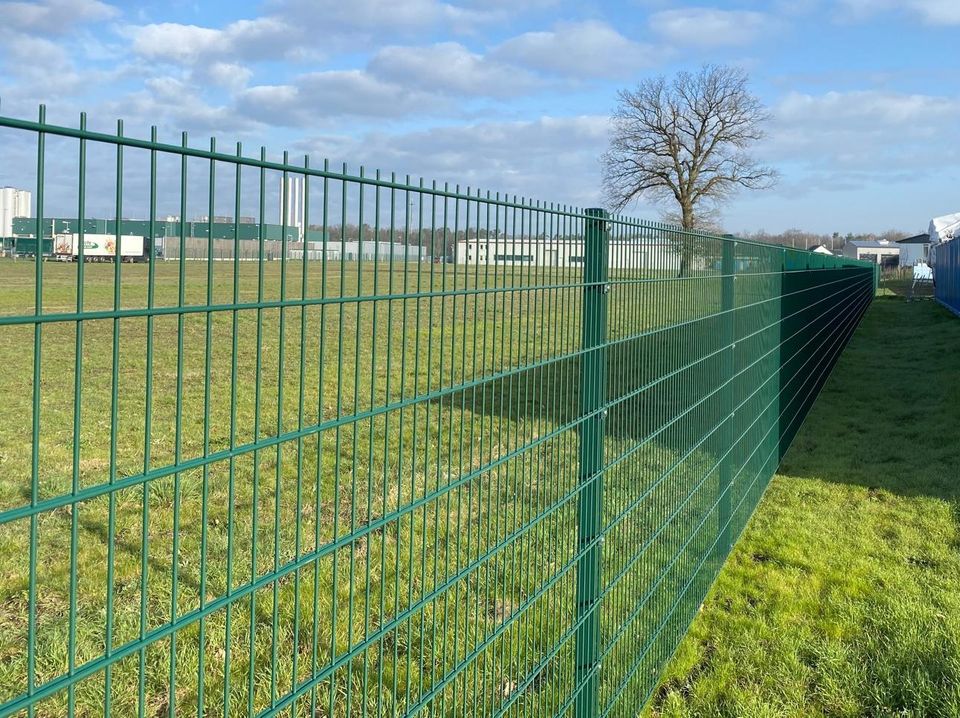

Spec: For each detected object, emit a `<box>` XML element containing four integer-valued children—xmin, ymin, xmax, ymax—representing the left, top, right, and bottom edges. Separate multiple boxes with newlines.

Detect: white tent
<box><xmin>929</xmin><ymin>212</ymin><xmax>960</xmax><ymax>245</ymax></box>
<box><xmin>927</xmin><ymin>212</ymin><xmax>960</xmax><ymax>269</ymax></box>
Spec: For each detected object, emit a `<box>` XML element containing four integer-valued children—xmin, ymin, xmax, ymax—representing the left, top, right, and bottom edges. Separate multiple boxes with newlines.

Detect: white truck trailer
<box><xmin>54</xmin><ymin>234</ymin><xmax>151</xmax><ymax>262</ymax></box>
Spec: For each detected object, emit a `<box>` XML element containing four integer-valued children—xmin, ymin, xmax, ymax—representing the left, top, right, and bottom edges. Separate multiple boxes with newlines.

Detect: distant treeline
<box><xmin>734</xmin><ymin>228</ymin><xmax>913</xmax><ymax>252</ymax></box>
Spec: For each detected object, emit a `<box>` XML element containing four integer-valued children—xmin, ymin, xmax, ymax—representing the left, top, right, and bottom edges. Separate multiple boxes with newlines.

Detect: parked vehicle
<box><xmin>53</xmin><ymin>233</ymin><xmax>152</xmax><ymax>262</ymax></box>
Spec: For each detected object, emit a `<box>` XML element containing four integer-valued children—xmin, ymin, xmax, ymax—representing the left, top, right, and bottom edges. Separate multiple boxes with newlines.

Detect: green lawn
<box><xmin>0</xmin><ymin>257</ymin><xmax>724</xmax><ymax>718</ymax></box>
<box><xmin>0</xmin><ymin>258</ymin><xmax>588</xmax><ymax>718</ymax></box>
<box><xmin>646</xmin><ymin>295</ymin><xmax>960</xmax><ymax>717</ymax></box>
<box><xmin>0</xmin><ymin>256</ymin><xmax>899</xmax><ymax>717</ymax></box>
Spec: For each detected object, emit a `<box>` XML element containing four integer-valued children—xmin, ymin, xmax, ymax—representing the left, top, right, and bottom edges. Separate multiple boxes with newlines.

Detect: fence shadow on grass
<box><xmin>435</xmin><ymin>323</ymin><xmax>730</xmax><ymax>462</ymax></box>
<box><xmin>438</xmin><ymin>267</ymin><xmax>876</xmax><ymax>483</ymax></box>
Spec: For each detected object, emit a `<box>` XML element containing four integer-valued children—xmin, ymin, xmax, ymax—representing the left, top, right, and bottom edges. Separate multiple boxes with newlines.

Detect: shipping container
<box><xmin>9</xmin><ymin>237</ymin><xmax>53</xmax><ymax>256</ymax></box>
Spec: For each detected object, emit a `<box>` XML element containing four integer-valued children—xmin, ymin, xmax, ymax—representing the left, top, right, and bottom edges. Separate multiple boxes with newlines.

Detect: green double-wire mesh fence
<box><xmin>0</xmin><ymin>108</ymin><xmax>875</xmax><ymax>717</ymax></box>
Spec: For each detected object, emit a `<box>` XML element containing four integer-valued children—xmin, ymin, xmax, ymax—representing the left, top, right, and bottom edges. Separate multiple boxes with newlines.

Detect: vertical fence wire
<box><xmin>0</xmin><ymin>110</ymin><xmax>874</xmax><ymax>718</ymax></box>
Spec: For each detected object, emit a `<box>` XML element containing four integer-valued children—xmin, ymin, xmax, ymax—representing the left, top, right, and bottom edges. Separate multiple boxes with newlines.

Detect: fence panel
<box><xmin>0</xmin><ymin>108</ymin><xmax>874</xmax><ymax>717</ymax></box>
<box><xmin>934</xmin><ymin>239</ymin><xmax>960</xmax><ymax>315</ymax></box>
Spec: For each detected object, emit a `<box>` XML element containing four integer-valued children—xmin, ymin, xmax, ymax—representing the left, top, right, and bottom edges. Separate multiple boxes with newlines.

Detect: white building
<box><xmin>455</xmin><ymin>238</ymin><xmax>681</xmax><ymax>271</ymax></box>
<box><xmin>279</xmin><ymin>176</ymin><xmax>305</xmax><ymax>240</ymax></box>
<box><xmin>896</xmin><ymin>234</ymin><xmax>932</xmax><ymax>267</ymax></box>
<box><xmin>0</xmin><ymin>187</ymin><xmax>31</xmax><ymax>237</ymax></box>
<box><xmin>288</xmin><ymin>240</ymin><xmax>424</xmax><ymax>262</ymax></box>
<box><xmin>807</xmin><ymin>244</ymin><xmax>834</xmax><ymax>255</ymax></box>
<box><xmin>842</xmin><ymin>239</ymin><xmax>900</xmax><ymax>266</ymax></box>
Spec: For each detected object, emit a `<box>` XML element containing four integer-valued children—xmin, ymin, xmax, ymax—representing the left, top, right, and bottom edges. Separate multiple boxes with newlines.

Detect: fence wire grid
<box><xmin>0</xmin><ymin>108</ymin><xmax>876</xmax><ymax>718</ymax></box>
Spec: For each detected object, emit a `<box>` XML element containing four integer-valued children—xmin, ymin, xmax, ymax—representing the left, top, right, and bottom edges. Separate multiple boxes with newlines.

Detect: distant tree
<box><xmin>660</xmin><ymin>206</ymin><xmax>724</xmax><ymax>235</ymax></box>
<box><xmin>878</xmin><ymin>228</ymin><xmax>908</xmax><ymax>243</ymax></box>
<box><xmin>602</xmin><ymin>64</ymin><xmax>778</xmax><ymax>272</ymax></box>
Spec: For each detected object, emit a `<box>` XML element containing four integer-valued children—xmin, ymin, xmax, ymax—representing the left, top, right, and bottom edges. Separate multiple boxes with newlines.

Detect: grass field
<box><xmin>0</xmin><ymin>257</ymin><xmax>591</xmax><ymax>718</ymax></box>
<box><xmin>0</xmin><ymin>254</ymin><xmax>877</xmax><ymax>717</ymax></box>
<box><xmin>0</xmin><ymin>256</ymin><xmax>744</xmax><ymax>718</ymax></box>
<box><xmin>646</xmin><ymin>294</ymin><xmax>960</xmax><ymax>717</ymax></box>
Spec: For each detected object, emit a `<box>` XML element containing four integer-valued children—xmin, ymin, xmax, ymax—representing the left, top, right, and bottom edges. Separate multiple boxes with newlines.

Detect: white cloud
<box><xmin>203</xmin><ymin>62</ymin><xmax>254</xmax><ymax>91</ymax></box>
<box><xmin>275</xmin><ymin>0</ymin><xmax>496</xmax><ymax>33</ymax></box>
<box><xmin>127</xmin><ymin>17</ymin><xmax>292</xmax><ymax>65</ymax></box>
<box><xmin>0</xmin><ymin>0</ymin><xmax>130</xmax><ymax>111</ymax></box>
<box><xmin>494</xmin><ymin>20</ymin><xmax>654</xmax><ymax>78</ymax></box>
<box><xmin>0</xmin><ymin>0</ymin><xmax>117</xmax><ymax>34</ymax></box>
<box><xmin>119</xmin><ymin>7</ymin><xmax>651</xmax><ymax>131</ymax></box>
<box><xmin>295</xmin><ymin>115</ymin><xmax>614</xmax><ymax>207</ymax></box>
<box><xmin>766</xmin><ymin>90</ymin><xmax>960</xmax><ymax>186</ymax></box>
<box><xmin>648</xmin><ymin>7</ymin><xmax>774</xmax><ymax>47</ymax></box>
<box><xmin>368</xmin><ymin>43</ymin><xmax>540</xmax><ymax>97</ymax></box>
<box><xmin>235</xmin><ymin>70</ymin><xmax>444</xmax><ymax>125</ymax></box>
<box><xmin>909</xmin><ymin>0</ymin><xmax>960</xmax><ymax>23</ymax></box>
<box><xmin>776</xmin><ymin>89</ymin><xmax>960</xmax><ymax>129</ymax></box>
<box><xmin>124</xmin><ymin>0</ymin><xmax>503</xmax><ymax>69</ymax></box>
<box><xmin>127</xmin><ymin>23</ymin><xmax>227</xmax><ymax>63</ymax></box>
<box><xmin>0</xmin><ymin>33</ymin><xmax>87</xmax><ymax>99</ymax></box>
<box><xmin>458</xmin><ymin>0</ymin><xmax>558</xmax><ymax>8</ymax></box>
<box><xmin>836</xmin><ymin>0</ymin><xmax>960</xmax><ymax>24</ymax></box>
<box><xmin>106</xmin><ymin>75</ymin><xmax>260</xmax><ymax>135</ymax></box>
<box><xmin>223</xmin><ymin>20</ymin><xmax>654</xmax><ymax>128</ymax></box>
<box><xmin>239</xmin><ymin>82</ymin><xmax>297</xmax><ymax>103</ymax></box>
<box><xmin>294</xmin><ymin>70</ymin><xmax>431</xmax><ymax>115</ymax></box>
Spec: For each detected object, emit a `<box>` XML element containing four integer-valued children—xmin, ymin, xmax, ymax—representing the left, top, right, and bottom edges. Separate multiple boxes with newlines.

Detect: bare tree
<box><xmin>602</xmin><ymin>65</ymin><xmax>777</xmax><ymax>236</ymax></box>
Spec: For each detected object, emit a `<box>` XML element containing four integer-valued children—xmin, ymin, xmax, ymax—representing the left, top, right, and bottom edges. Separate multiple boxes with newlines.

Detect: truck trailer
<box><xmin>54</xmin><ymin>234</ymin><xmax>151</xmax><ymax>262</ymax></box>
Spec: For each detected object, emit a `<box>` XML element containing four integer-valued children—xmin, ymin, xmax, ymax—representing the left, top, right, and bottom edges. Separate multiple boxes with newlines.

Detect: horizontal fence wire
<box><xmin>0</xmin><ymin>108</ymin><xmax>875</xmax><ymax>718</ymax></box>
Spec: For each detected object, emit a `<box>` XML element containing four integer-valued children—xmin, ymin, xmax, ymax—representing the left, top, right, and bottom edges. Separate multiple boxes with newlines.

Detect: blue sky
<box><xmin>0</xmin><ymin>0</ymin><xmax>958</xmax><ymax>234</ymax></box>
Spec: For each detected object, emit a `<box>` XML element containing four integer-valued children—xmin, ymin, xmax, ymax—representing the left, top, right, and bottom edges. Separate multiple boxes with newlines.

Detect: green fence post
<box><xmin>719</xmin><ymin>239</ymin><xmax>735</xmax><ymax>555</ymax></box>
<box><xmin>575</xmin><ymin>207</ymin><xmax>609</xmax><ymax>718</ymax></box>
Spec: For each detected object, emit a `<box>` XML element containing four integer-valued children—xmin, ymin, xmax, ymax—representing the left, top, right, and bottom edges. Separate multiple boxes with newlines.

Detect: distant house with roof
<box><xmin>807</xmin><ymin>244</ymin><xmax>833</xmax><ymax>255</ymax></box>
<box><xmin>842</xmin><ymin>239</ymin><xmax>900</xmax><ymax>267</ymax></box>
<box><xmin>897</xmin><ymin>234</ymin><xmax>932</xmax><ymax>267</ymax></box>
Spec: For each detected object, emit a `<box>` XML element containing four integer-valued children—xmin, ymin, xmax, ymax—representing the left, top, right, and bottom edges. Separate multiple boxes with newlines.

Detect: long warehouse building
<box><xmin>455</xmin><ymin>238</ymin><xmax>683</xmax><ymax>271</ymax></box>
<box><xmin>7</xmin><ymin>218</ymin><xmax>427</xmax><ymax>262</ymax></box>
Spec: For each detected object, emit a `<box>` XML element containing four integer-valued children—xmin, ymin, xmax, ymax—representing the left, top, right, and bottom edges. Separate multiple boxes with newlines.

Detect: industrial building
<box><xmin>897</xmin><ymin>234</ymin><xmax>933</xmax><ymax>267</ymax></box>
<box><xmin>4</xmin><ymin>216</ymin><xmax>428</xmax><ymax>262</ymax></box>
<box><xmin>10</xmin><ymin>216</ymin><xmax>300</xmax><ymax>242</ymax></box>
<box><xmin>289</xmin><ymin>240</ymin><xmax>424</xmax><ymax>262</ymax></box>
<box><xmin>0</xmin><ymin>187</ymin><xmax>31</xmax><ymax>238</ymax></box>
<box><xmin>5</xmin><ymin>217</ymin><xmax>300</xmax><ymax>260</ymax></box>
<box><xmin>455</xmin><ymin>237</ymin><xmax>682</xmax><ymax>271</ymax></box>
<box><xmin>280</xmin><ymin>176</ymin><xmax>306</xmax><ymax>240</ymax></box>
<box><xmin>842</xmin><ymin>239</ymin><xmax>900</xmax><ymax>267</ymax></box>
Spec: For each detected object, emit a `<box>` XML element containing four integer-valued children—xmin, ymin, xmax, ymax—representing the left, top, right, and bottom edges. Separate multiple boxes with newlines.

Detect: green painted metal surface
<box><xmin>4</xmin><ymin>237</ymin><xmax>54</xmax><ymax>255</ymax></box>
<box><xmin>574</xmin><ymin>209</ymin><xmax>609</xmax><ymax>718</ymax></box>
<box><xmin>0</xmin><ymin>108</ymin><xmax>875</xmax><ymax>717</ymax></box>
